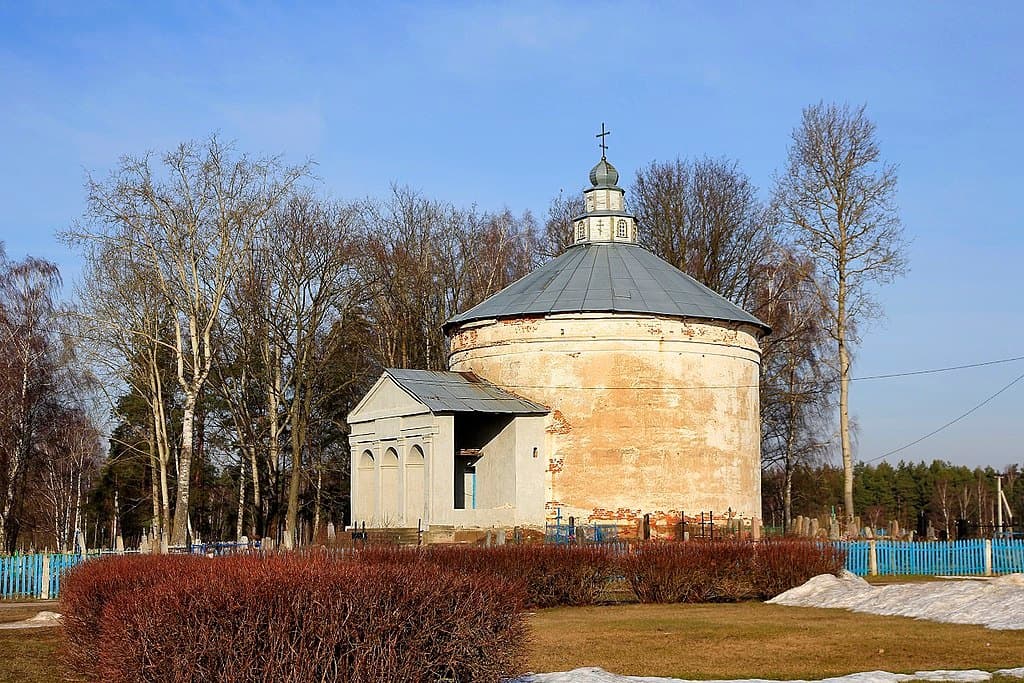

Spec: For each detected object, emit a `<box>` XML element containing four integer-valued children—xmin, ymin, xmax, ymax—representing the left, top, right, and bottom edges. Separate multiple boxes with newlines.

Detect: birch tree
<box><xmin>755</xmin><ymin>246</ymin><xmax>831</xmax><ymax>527</ymax></box>
<box><xmin>70</xmin><ymin>239</ymin><xmax>180</xmax><ymax>541</ymax></box>
<box><xmin>70</xmin><ymin>137</ymin><xmax>307</xmax><ymax>545</ymax></box>
<box><xmin>774</xmin><ymin>102</ymin><xmax>907</xmax><ymax>529</ymax></box>
<box><xmin>38</xmin><ymin>408</ymin><xmax>102</xmax><ymax>552</ymax></box>
<box><xmin>0</xmin><ymin>253</ymin><xmax>63</xmax><ymax>551</ymax></box>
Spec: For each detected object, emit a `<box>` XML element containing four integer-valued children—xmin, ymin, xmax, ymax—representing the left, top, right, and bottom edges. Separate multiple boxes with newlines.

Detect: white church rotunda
<box><xmin>349</xmin><ymin>130</ymin><xmax>769</xmax><ymax>535</ymax></box>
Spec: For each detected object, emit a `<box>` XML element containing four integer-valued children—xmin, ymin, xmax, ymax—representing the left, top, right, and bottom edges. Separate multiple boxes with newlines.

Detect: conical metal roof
<box><xmin>444</xmin><ymin>242</ymin><xmax>769</xmax><ymax>333</ymax></box>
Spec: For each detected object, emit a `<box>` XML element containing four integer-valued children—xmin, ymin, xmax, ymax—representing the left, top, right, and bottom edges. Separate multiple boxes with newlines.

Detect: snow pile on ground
<box><xmin>767</xmin><ymin>572</ymin><xmax>1024</xmax><ymax>630</ymax></box>
<box><xmin>0</xmin><ymin>610</ymin><xmax>62</xmax><ymax>630</ymax></box>
<box><xmin>518</xmin><ymin>668</ymin><xmax>1024</xmax><ymax>683</ymax></box>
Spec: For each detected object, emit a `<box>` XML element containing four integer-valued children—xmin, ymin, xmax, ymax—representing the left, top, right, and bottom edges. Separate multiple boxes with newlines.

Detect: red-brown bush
<box><xmin>354</xmin><ymin>544</ymin><xmax>617</xmax><ymax>607</ymax></box>
<box><xmin>61</xmin><ymin>553</ymin><xmax>526</xmax><ymax>683</ymax></box>
<box><xmin>621</xmin><ymin>539</ymin><xmax>845</xmax><ymax>603</ymax></box>
<box><xmin>752</xmin><ymin>538</ymin><xmax>846</xmax><ymax>597</ymax></box>
<box><xmin>59</xmin><ymin>554</ymin><xmax>204</xmax><ymax>678</ymax></box>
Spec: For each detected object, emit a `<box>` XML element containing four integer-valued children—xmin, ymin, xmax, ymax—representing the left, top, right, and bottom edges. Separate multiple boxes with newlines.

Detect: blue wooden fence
<box><xmin>0</xmin><ymin>554</ymin><xmax>42</xmax><ymax>599</ymax></box>
<box><xmin>0</xmin><ymin>553</ymin><xmax>89</xmax><ymax>600</ymax></box>
<box><xmin>992</xmin><ymin>538</ymin><xmax>1024</xmax><ymax>575</ymax></box>
<box><xmin>878</xmin><ymin>539</ymin><xmax>982</xmax><ymax>575</ymax></box>
<box><xmin>4</xmin><ymin>539</ymin><xmax>1024</xmax><ymax>598</ymax></box>
<box><xmin>834</xmin><ymin>538</ymin><xmax>1024</xmax><ymax>576</ymax></box>
<box><xmin>841</xmin><ymin>541</ymin><xmax>872</xmax><ymax>575</ymax></box>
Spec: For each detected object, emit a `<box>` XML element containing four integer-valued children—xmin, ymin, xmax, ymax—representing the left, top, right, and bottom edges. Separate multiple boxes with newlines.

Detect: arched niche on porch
<box><xmin>380</xmin><ymin>447</ymin><xmax>400</xmax><ymax>525</ymax></box>
<box><xmin>356</xmin><ymin>450</ymin><xmax>376</xmax><ymax>525</ymax></box>
<box><xmin>405</xmin><ymin>445</ymin><xmax>426</xmax><ymax>526</ymax></box>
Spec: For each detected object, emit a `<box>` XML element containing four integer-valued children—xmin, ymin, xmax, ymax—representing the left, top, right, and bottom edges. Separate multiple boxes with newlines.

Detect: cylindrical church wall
<box><xmin>448</xmin><ymin>313</ymin><xmax>763</xmax><ymax>525</ymax></box>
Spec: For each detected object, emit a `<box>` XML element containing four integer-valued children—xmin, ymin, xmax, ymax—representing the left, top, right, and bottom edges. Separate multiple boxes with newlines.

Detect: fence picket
<box><xmin>837</xmin><ymin>538</ymin><xmax>1015</xmax><ymax>577</ymax></box>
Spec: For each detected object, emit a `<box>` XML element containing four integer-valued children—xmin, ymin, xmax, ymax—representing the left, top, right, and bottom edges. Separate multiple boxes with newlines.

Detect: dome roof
<box><xmin>444</xmin><ymin>242</ymin><xmax>769</xmax><ymax>333</ymax></box>
<box><xmin>589</xmin><ymin>158</ymin><xmax>620</xmax><ymax>187</ymax></box>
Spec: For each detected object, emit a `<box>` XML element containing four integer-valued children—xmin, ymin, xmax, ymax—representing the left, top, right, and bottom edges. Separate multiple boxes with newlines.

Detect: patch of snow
<box><xmin>996</xmin><ymin>668</ymin><xmax>1024</xmax><ymax>679</ymax></box>
<box><xmin>767</xmin><ymin>572</ymin><xmax>1024</xmax><ymax>630</ymax></box>
<box><xmin>0</xmin><ymin>610</ymin><xmax>62</xmax><ymax>630</ymax></box>
<box><xmin>517</xmin><ymin>668</ymin><xmax>1023</xmax><ymax>683</ymax></box>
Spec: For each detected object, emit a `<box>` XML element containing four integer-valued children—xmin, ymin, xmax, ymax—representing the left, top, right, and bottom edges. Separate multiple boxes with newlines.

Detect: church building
<box><xmin>348</xmin><ymin>135</ymin><xmax>769</xmax><ymax>535</ymax></box>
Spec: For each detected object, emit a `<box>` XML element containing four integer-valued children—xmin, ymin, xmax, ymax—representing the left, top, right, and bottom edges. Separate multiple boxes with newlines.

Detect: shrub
<box><xmin>60</xmin><ymin>554</ymin><xmax>203</xmax><ymax>678</ymax></box>
<box><xmin>62</xmin><ymin>554</ymin><xmax>526</xmax><ymax>683</ymax></box>
<box><xmin>353</xmin><ymin>544</ymin><xmax>618</xmax><ymax>607</ymax></box>
<box><xmin>427</xmin><ymin>545</ymin><xmax>618</xmax><ymax>608</ymax></box>
<box><xmin>621</xmin><ymin>540</ymin><xmax>844</xmax><ymax>603</ymax></box>
<box><xmin>622</xmin><ymin>541</ymin><xmax>756</xmax><ymax>603</ymax></box>
<box><xmin>753</xmin><ymin>538</ymin><xmax>846</xmax><ymax>598</ymax></box>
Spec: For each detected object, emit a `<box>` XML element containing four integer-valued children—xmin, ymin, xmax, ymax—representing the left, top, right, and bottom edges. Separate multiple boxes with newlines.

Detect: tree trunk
<box><xmin>248</xmin><ymin>445</ymin><xmax>262</xmax><ymax>538</ymax></box>
<box><xmin>312</xmin><ymin>454</ymin><xmax>322</xmax><ymax>543</ymax></box>
<box><xmin>283</xmin><ymin>402</ymin><xmax>306</xmax><ymax>550</ymax></box>
<box><xmin>838</xmin><ymin>274</ymin><xmax>855</xmax><ymax>530</ymax></box>
<box><xmin>235</xmin><ymin>455</ymin><xmax>246</xmax><ymax>542</ymax></box>
<box><xmin>148</xmin><ymin>429</ymin><xmax>160</xmax><ymax>539</ymax></box>
<box><xmin>784</xmin><ymin>421</ymin><xmax>796</xmax><ymax>530</ymax></box>
<box><xmin>171</xmin><ymin>392</ymin><xmax>197</xmax><ymax>545</ymax></box>
<box><xmin>266</xmin><ymin>340</ymin><xmax>282</xmax><ymax>539</ymax></box>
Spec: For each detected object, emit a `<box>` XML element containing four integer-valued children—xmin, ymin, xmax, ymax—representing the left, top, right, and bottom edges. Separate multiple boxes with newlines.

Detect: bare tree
<box><xmin>0</xmin><ymin>251</ymin><xmax>64</xmax><ymax>551</ymax></box>
<box><xmin>774</xmin><ymin>102</ymin><xmax>907</xmax><ymax>529</ymax></box>
<box><xmin>538</xmin><ymin>191</ymin><xmax>584</xmax><ymax>260</ymax></box>
<box><xmin>69</xmin><ymin>137</ymin><xmax>307</xmax><ymax>545</ymax></box>
<box><xmin>69</xmin><ymin>237</ymin><xmax>181</xmax><ymax>542</ymax></box>
<box><xmin>755</xmin><ymin>245</ymin><xmax>832</xmax><ymax>527</ymax></box>
<box><xmin>38</xmin><ymin>408</ymin><xmax>102</xmax><ymax>552</ymax></box>
<box><xmin>632</xmin><ymin>156</ymin><xmax>773</xmax><ymax>307</ymax></box>
<box><xmin>214</xmin><ymin>236</ymin><xmax>280</xmax><ymax>539</ymax></box>
<box><xmin>271</xmin><ymin>194</ymin><xmax>365</xmax><ymax>548</ymax></box>
<box><xmin>360</xmin><ymin>187</ymin><xmax>538</xmax><ymax>372</ymax></box>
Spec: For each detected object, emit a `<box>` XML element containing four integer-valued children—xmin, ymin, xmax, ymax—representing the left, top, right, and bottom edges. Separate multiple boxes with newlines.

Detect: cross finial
<box><xmin>596</xmin><ymin>123</ymin><xmax>610</xmax><ymax>159</ymax></box>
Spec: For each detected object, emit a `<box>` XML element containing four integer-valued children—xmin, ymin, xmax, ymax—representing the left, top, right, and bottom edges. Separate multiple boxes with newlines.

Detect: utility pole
<box><xmin>995</xmin><ymin>475</ymin><xmax>1004</xmax><ymax>537</ymax></box>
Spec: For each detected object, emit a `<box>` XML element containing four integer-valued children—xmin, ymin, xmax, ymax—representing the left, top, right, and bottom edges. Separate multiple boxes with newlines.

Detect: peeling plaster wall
<box><xmin>448</xmin><ymin>314</ymin><xmax>762</xmax><ymax>523</ymax></box>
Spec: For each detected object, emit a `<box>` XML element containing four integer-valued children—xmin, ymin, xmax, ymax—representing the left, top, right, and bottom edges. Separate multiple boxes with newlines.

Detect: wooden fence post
<box><xmin>868</xmin><ymin>540</ymin><xmax>878</xmax><ymax>576</ymax></box>
<box><xmin>40</xmin><ymin>555</ymin><xmax>51</xmax><ymax>600</ymax></box>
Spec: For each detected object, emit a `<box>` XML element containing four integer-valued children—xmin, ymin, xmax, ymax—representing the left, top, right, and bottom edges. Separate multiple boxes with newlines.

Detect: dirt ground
<box><xmin>0</xmin><ymin>602</ymin><xmax>66</xmax><ymax>683</ymax></box>
<box><xmin>527</xmin><ymin>602</ymin><xmax>1024</xmax><ymax>680</ymax></box>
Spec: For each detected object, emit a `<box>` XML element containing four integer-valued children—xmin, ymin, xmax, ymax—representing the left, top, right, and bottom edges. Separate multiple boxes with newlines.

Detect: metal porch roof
<box><xmin>385</xmin><ymin>369</ymin><xmax>548</xmax><ymax>415</ymax></box>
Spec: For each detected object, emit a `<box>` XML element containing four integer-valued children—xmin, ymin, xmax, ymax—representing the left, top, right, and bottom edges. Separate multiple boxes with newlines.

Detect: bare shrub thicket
<box><xmin>622</xmin><ymin>539</ymin><xmax>845</xmax><ymax>603</ymax></box>
<box><xmin>61</xmin><ymin>553</ymin><xmax>525</xmax><ymax>683</ymax></box>
<box><xmin>356</xmin><ymin>544</ymin><xmax>618</xmax><ymax>607</ymax></box>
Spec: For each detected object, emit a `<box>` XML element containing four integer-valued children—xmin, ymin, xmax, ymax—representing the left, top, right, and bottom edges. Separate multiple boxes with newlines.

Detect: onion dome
<box><xmin>589</xmin><ymin>157</ymin><xmax>620</xmax><ymax>188</ymax></box>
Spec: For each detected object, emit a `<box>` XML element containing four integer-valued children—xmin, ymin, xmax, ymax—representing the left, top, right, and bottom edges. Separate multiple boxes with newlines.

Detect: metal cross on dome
<box><xmin>596</xmin><ymin>123</ymin><xmax>610</xmax><ymax>158</ymax></box>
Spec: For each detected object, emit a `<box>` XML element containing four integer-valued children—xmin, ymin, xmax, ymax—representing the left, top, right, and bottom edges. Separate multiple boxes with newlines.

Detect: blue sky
<box><xmin>1</xmin><ymin>2</ymin><xmax>1022</xmax><ymax>468</ymax></box>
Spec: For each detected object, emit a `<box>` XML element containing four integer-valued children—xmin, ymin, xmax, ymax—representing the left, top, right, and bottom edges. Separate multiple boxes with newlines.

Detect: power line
<box><xmin>488</xmin><ymin>354</ymin><xmax>1024</xmax><ymax>391</ymax></box>
<box><xmin>851</xmin><ymin>355</ymin><xmax>1024</xmax><ymax>382</ymax></box>
<box><xmin>861</xmin><ymin>370</ymin><xmax>1024</xmax><ymax>464</ymax></box>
